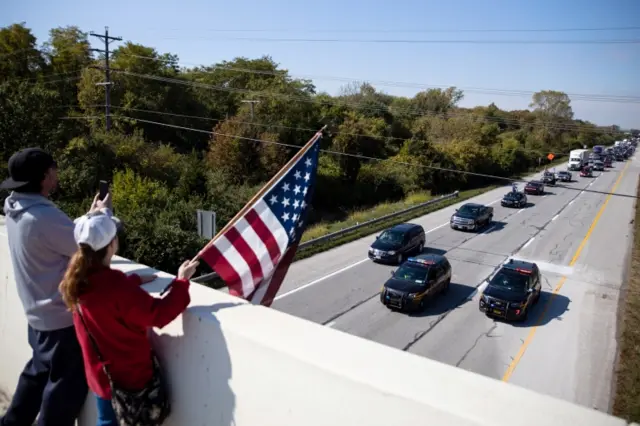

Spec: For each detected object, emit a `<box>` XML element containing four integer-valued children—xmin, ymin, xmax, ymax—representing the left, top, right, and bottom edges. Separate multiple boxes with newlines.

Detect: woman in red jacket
<box><xmin>59</xmin><ymin>208</ymin><xmax>199</xmax><ymax>426</ymax></box>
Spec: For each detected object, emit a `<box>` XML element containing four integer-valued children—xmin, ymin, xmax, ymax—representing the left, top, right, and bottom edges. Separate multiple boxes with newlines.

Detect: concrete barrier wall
<box><xmin>0</xmin><ymin>219</ymin><xmax>633</xmax><ymax>426</ymax></box>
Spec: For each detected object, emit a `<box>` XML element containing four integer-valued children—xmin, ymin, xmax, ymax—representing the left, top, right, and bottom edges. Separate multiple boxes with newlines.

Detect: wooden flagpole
<box><xmin>192</xmin><ymin>125</ymin><xmax>326</xmax><ymax>262</ymax></box>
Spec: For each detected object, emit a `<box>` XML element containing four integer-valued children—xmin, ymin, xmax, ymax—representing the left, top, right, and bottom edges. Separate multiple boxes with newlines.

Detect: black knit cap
<box><xmin>0</xmin><ymin>148</ymin><xmax>57</xmax><ymax>190</ymax></box>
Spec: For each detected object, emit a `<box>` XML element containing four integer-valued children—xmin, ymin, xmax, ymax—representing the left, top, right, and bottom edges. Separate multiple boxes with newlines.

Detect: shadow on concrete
<box><xmin>405</xmin><ymin>282</ymin><xmax>477</xmax><ymax>318</ymax></box>
<box><xmin>153</xmin><ymin>302</ymin><xmax>238</xmax><ymax>425</ymax></box>
<box><xmin>498</xmin><ymin>290</ymin><xmax>571</xmax><ymax>328</ymax></box>
<box><xmin>483</xmin><ymin>221</ymin><xmax>507</xmax><ymax>235</ymax></box>
<box><xmin>417</xmin><ymin>247</ymin><xmax>447</xmax><ymax>256</ymax></box>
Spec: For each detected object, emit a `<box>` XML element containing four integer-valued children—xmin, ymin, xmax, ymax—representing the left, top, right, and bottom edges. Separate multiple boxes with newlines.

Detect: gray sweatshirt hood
<box><xmin>3</xmin><ymin>192</ymin><xmax>80</xmax><ymax>331</ymax></box>
<box><xmin>4</xmin><ymin>192</ymin><xmax>56</xmax><ymax>218</ymax></box>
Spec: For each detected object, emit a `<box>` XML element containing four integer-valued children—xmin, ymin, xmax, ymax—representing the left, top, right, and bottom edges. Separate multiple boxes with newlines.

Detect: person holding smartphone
<box><xmin>1</xmin><ymin>148</ymin><xmax>111</xmax><ymax>426</ymax></box>
<box><xmin>59</xmin><ymin>210</ymin><xmax>198</xmax><ymax>425</ymax></box>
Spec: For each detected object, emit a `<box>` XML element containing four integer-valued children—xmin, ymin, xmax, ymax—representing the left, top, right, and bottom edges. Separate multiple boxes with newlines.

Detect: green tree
<box><xmin>331</xmin><ymin>112</ymin><xmax>387</xmax><ymax>183</ymax></box>
<box><xmin>0</xmin><ymin>23</ymin><xmax>46</xmax><ymax>81</ymax></box>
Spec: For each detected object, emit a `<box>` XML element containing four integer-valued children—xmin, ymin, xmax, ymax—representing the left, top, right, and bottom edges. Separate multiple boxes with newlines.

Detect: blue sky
<box><xmin>5</xmin><ymin>0</ymin><xmax>640</xmax><ymax>128</ymax></box>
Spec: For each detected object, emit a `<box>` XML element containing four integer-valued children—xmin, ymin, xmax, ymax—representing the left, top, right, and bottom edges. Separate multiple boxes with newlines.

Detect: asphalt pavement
<box><xmin>272</xmin><ymin>156</ymin><xmax>639</xmax><ymax>413</ymax></box>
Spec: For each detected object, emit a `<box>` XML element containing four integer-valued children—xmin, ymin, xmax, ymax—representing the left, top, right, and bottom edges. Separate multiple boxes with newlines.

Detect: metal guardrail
<box><xmin>192</xmin><ymin>190</ymin><xmax>460</xmax><ymax>284</ymax></box>
<box><xmin>297</xmin><ymin>191</ymin><xmax>459</xmax><ymax>250</ymax></box>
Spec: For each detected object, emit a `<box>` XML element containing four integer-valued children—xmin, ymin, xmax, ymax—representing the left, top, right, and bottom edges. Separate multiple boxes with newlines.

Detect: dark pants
<box><xmin>1</xmin><ymin>325</ymin><xmax>88</xmax><ymax>426</ymax></box>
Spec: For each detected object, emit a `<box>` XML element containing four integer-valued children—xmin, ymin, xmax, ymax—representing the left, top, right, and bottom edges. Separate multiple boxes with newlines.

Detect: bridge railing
<box><xmin>0</xmin><ymin>220</ymin><xmax>633</xmax><ymax>426</ymax></box>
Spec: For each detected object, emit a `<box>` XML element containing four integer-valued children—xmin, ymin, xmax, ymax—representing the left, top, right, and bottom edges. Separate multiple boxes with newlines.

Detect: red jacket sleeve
<box><xmin>118</xmin><ymin>274</ymin><xmax>191</xmax><ymax>330</ymax></box>
<box><xmin>127</xmin><ymin>273</ymin><xmax>143</xmax><ymax>286</ymax></box>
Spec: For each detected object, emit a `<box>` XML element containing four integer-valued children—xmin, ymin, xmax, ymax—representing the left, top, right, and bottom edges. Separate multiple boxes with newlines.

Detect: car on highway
<box><xmin>368</xmin><ymin>223</ymin><xmax>426</xmax><ymax>264</ymax></box>
<box><xmin>501</xmin><ymin>189</ymin><xmax>527</xmax><ymax>208</ymax></box>
<box><xmin>450</xmin><ymin>203</ymin><xmax>493</xmax><ymax>232</ymax></box>
<box><xmin>380</xmin><ymin>254</ymin><xmax>452</xmax><ymax>312</ymax></box>
<box><xmin>592</xmin><ymin>160</ymin><xmax>605</xmax><ymax>171</ymax></box>
<box><xmin>524</xmin><ymin>180</ymin><xmax>545</xmax><ymax>195</ymax></box>
<box><xmin>542</xmin><ymin>171</ymin><xmax>556</xmax><ymax>186</ymax></box>
<box><xmin>604</xmin><ymin>157</ymin><xmax>613</xmax><ymax>168</ymax></box>
<box><xmin>580</xmin><ymin>166</ymin><xmax>593</xmax><ymax>177</ymax></box>
<box><xmin>556</xmin><ymin>170</ymin><xmax>572</xmax><ymax>182</ymax></box>
<box><xmin>479</xmin><ymin>259</ymin><xmax>541</xmax><ymax>321</ymax></box>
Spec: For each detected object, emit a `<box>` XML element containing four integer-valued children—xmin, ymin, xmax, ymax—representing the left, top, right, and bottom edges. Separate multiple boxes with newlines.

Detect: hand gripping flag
<box><xmin>197</xmin><ymin>129</ymin><xmax>323</xmax><ymax>306</ymax></box>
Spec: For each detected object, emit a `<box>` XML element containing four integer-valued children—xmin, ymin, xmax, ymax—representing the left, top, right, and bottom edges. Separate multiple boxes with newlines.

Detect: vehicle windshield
<box><xmin>504</xmin><ymin>192</ymin><xmax>517</xmax><ymax>199</ymax></box>
<box><xmin>458</xmin><ymin>205</ymin><xmax>481</xmax><ymax>215</ymax></box>
<box><xmin>394</xmin><ymin>263</ymin><xmax>429</xmax><ymax>283</ymax></box>
<box><xmin>489</xmin><ymin>269</ymin><xmax>529</xmax><ymax>292</ymax></box>
<box><xmin>378</xmin><ymin>230</ymin><xmax>405</xmax><ymax>245</ymax></box>
<box><xmin>528</xmin><ymin>181</ymin><xmax>541</xmax><ymax>187</ymax></box>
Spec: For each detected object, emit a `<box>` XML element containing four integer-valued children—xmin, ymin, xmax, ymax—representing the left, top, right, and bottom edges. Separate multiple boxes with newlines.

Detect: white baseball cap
<box><xmin>73</xmin><ymin>209</ymin><xmax>123</xmax><ymax>251</ymax></box>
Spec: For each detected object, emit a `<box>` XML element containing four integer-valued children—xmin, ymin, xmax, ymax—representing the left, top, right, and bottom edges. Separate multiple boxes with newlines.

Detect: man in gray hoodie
<box><xmin>1</xmin><ymin>148</ymin><xmax>107</xmax><ymax>426</ymax></box>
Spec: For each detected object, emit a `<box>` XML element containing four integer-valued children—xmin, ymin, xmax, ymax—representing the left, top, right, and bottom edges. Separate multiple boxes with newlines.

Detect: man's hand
<box><xmin>89</xmin><ymin>192</ymin><xmax>112</xmax><ymax>213</ymax></box>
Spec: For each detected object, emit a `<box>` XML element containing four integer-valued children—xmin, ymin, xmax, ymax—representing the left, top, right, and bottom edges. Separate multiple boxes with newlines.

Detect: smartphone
<box><xmin>98</xmin><ymin>180</ymin><xmax>109</xmax><ymax>201</ymax></box>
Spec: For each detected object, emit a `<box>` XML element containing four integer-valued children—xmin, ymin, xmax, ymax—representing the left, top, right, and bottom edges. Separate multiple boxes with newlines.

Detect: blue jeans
<box><xmin>95</xmin><ymin>395</ymin><xmax>118</xmax><ymax>426</ymax></box>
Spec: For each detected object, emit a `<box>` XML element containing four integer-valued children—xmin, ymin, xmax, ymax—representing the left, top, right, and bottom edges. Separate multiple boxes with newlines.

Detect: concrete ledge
<box><xmin>0</xmin><ymin>223</ymin><xmax>633</xmax><ymax>425</ymax></box>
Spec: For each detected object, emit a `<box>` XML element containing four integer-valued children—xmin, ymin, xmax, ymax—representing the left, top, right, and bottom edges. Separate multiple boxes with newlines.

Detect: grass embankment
<box><xmin>612</xmin><ymin>178</ymin><xmax>640</xmax><ymax>423</ymax></box>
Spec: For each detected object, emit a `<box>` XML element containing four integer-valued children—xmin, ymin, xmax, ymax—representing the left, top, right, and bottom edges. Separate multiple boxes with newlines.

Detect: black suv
<box><xmin>381</xmin><ymin>254</ymin><xmax>452</xmax><ymax>312</ymax></box>
<box><xmin>479</xmin><ymin>259</ymin><xmax>542</xmax><ymax>321</ymax></box>
<box><xmin>369</xmin><ymin>223</ymin><xmax>426</xmax><ymax>264</ymax></box>
<box><xmin>450</xmin><ymin>203</ymin><xmax>493</xmax><ymax>232</ymax></box>
<box><xmin>501</xmin><ymin>190</ymin><xmax>527</xmax><ymax>208</ymax></box>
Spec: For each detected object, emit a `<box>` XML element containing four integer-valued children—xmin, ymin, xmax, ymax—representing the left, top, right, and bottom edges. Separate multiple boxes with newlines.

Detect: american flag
<box><xmin>198</xmin><ymin>131</ymin><xmax>322</xmax><ymax>306</ymax></box>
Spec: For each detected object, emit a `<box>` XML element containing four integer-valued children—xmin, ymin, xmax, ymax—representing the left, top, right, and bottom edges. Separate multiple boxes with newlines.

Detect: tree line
<box><xmin>0</xmin><ymin>22</ymin><xmax>627</xmax><ymax>272</ymax></box>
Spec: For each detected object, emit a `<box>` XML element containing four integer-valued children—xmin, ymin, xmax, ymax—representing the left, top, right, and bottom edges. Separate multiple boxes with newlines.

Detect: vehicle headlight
<box><xmin>387</xmin><ymin>251</ymin><xmax>396</xmax><ymax>255</ymax></box>
<box><xmin>408</xmin><ymin>293</ymin><xmax>418</xmax><ymax>298</ymax></box>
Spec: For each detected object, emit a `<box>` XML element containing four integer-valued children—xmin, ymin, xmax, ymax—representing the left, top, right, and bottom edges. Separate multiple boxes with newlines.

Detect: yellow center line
<box><xmin>501</xmin><ymin>160</ymin><xmax>631</xmax><ymax>382</ymax></box>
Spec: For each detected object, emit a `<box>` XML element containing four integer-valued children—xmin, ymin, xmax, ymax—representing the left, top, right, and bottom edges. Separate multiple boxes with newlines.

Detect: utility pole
<box><xmin>90</xmin><ymin>27</ymin><xmax>122</xmax><ymax>132</ymax></box>
<box><xmin>241</xmin><ymin>100</ymin><xmax>260</xmax><ymax>120</ymax></box>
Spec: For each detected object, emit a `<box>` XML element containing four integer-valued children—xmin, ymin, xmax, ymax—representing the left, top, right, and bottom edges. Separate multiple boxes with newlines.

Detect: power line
<box><xmin>160</xmin><ymin>35</ymin><xmax>640</xmax><ymax>45</ymax></box>
<box><xmin>90</xmin><ymin>115</ymin><xmax>635</xmax><ymax>198</ymax></box>
<box><xmin>101</xmin><ymin>105</ymin><xmax>581</xmax><ymax>157</ymax></box>
<box><xmin>2</xmin><ymin>71</ymin><xmax>81</xmax><ymax>85</ymax></box>
<box><xmin>121</xmin><ymin>53</ymin><xmax>640</xmax><ymax>103</ymax></box>
<box><xmin>110</xmin><ymin>69</ymin><xmax>624</xmax><ymax>133</ymax></box>
<box><xmin>150</xmin><ymin>25</ymin><xmax>640</xmax><ymax>34</ymax></box>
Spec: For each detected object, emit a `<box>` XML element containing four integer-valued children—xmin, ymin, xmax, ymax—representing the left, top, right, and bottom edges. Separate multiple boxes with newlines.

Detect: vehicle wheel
<box><xmin>419</xmin><ymin>298</ymin><xmax>426</xmax><ymax>311</ymax></box>
<box><xmin>397</xmin><ymin>253</ymin><xmax>403</xmax><ymax>264</ymax></box>
<box><xmin>534</xmin><ymin>290</ymin><xmax>541</xmax><ymax>305</ymax></box>
<box><xmin>520</xmin><ymin>307</ymin><xmax>529</xmax><ymax>322</ymax></box>
<box><xmin>417</xmin><ymin>242</ymin><xmax>424</xmax><ymax>254</ymax></box>
<box><xmin>442</xmin><ymin>278</ymin><xmax>451</xmax><ymax>294</ymax></box>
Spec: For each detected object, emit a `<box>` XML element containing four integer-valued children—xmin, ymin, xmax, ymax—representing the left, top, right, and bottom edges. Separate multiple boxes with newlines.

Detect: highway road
<box><xmin>273</xmin><ymin>155</ymin><xmax>639</xmax><ymax>413</ymax></box>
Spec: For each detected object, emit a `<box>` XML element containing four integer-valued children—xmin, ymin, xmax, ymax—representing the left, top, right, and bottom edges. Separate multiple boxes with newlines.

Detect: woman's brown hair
<box><xmin>59</xmin><ymin>243</ymin><xmax>110</xmax><ymax>311</ymax></box>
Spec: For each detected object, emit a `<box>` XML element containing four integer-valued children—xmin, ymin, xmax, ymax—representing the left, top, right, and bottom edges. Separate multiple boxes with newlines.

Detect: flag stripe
<box><xmin>224</xmin><ymin>226</ymin><xmax>263</xmax><ymax>294</ymax></box>
<box><xmin>261</xmin><ymin>243</ymin><xmax>299</xmax><ymax>306</ymax></box>
<box><xmin>248</xmin><ymin>270</ymin><xmax>271</xmax><ymax>305</ymax></box>
<box><xmin>198</xmin><ymin>245</ymin><xmax>245</xmax><ymax>297</ymax></box>
<box><xmin>244</xmin><ymin>209</ymin><xmax>280</xmax><ymax>268</ymax></box>
<box><xmin>254</xmin><ymin>199</ymin><xmax>289</xmax><ymax>255</ymax></box>
<box><xmin>213</xmin><ymin>235</ymin><xmax>254</xmax><ymax>296</ymax></box>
